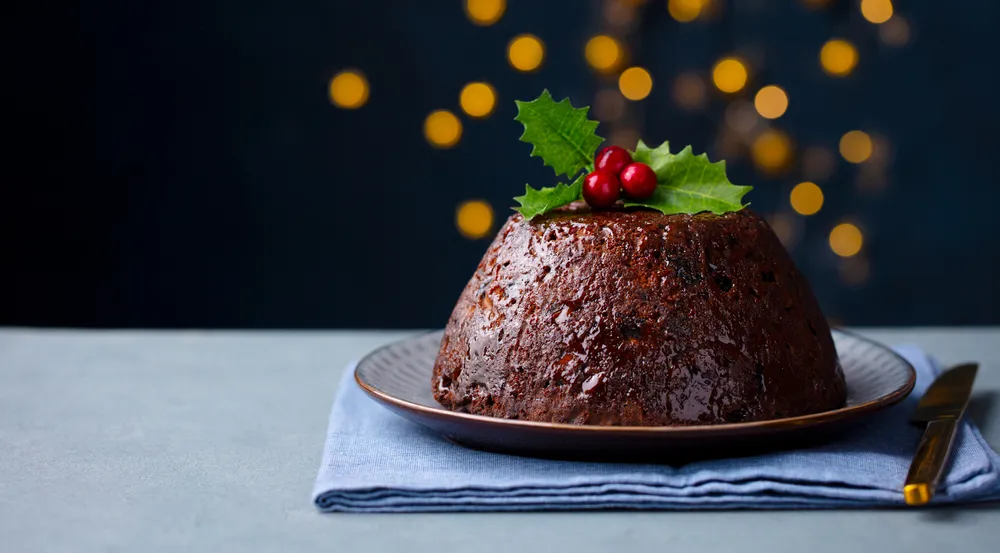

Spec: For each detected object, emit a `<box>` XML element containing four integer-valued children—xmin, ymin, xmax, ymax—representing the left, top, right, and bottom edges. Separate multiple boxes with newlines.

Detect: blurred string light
<box><xmin>508</xmin><ymin>34</ymin><xmax>545</xmax><ymax>72</ymax></box>
<box><xmin>790</xmin><ymin>182</ymin><xmax>824</xmax><ymax>215</ymax></box>
<box><xmin>724</xmin><ymin>100</ymin><xmax>759</xmax><ymax>135</ymax></box>
<box><xmin>879</xmin><ymin>16</ymin><xmax>911</xmax><ymax>46</ymax></box>
<box><xmin>751</xmin><ymin>129</ymin><xmax>793</xmax><ymax>174</ymax></box>
<box><xmin>857</xmin><ymin>135</ymin><xmax>893</xmax><ymax>193</ymax></box>
<box><xmin>802</xmin><ymin>146</ymin><xmax>836</xmax><ymax>181</ymax></box>
<box><xmin>754</xmin><ymin>85</ymin><xmax>788</xmax><ymax>119</ymax></box>
<box><xmin>672</xmin><ymin>73</ymin><xmax>707</xmax><ymax>111</ymax></box>
<box><xmin>464</xmin><ymin>0</ymin><xmax>506</xmax><ymax>26</ymax></box>
<box><xmin>585</xmin><ymin>35</ymin><xmax>623</xmax><ymax>73</ymax></box>
<box><xmin>328</xmin><ymin>70</ymin><xmax>369</xmax><ymax>109</ymax></box>
<box><xmin>829</xmin><ymin>223</ymin><xmax>864</xmax><ymax>257</ymax></box>
<box><xmin>860</xmin><ymin>0</ymin><xmax>893</xmax><ymax>25</ymax></box>
<box><xmin>594</xmin><ymin>88</ymin><xmax>627</xmax><ymax>121</ymax></box>
<box><xmin>867</xmin><ymin>134</ymin><xmax>893</xmax><ymax>168</ymax></box>
<box><xmin>609</xmin><ymin>128</ymin><xmax>640</xmax><ymax>150</ymax></box>
<box><xmin>459</xmin><ymin>82</ymin><xmax>497</xmax><ymax>118</ymax></box>
<box><xmin>839</xmin><ymin>130</ymin><xmax>873</xmax><ymax>163</ymax></box>
<box><xmin>604</xmin><ymin>0</ymin><xmax>639</xmax><ymax>28</ymax></box>
<box><xmin>456</xmin><ymin>200</ymin><xmax>494</xmax><ymax>239</ymax></box>
<box><xmin>712</xmin><ymin>57</ymin><xmax>748</xmax><ymax>93</ymax></box>
<box><xmin>820</xmin><ymin>39</ymin><xmax>858</xmax><ymax>77</ymax></box>
<box><xmin>619</xmin><ymin>67</ymin><xmax>653</xmax><ymax>101</ymax></box>
<box><xmin>668</xmin><ymin>0</ymin><xmax>703</xmax><ymax>22</ymax></box>
<box><xmin>424</xmin><ymin>110</ymin><xmax>463</xmax><ymax>149</ymax></box>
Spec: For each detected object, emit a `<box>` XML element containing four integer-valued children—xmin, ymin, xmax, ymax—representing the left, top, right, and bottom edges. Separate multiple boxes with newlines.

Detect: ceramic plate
<box><xmin>355</xmin><ymin>330</ymin><xmax>915</xmax><ymax>461</ymax></box>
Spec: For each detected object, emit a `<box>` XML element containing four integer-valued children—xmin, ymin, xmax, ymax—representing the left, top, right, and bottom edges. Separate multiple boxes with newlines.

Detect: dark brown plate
<box><xmin>355</xmin><ymin>330</ymin><xmax>915</xmax><ymax>461</ymax></box>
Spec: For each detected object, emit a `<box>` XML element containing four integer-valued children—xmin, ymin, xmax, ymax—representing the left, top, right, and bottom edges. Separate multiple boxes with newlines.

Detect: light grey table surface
<box><xmin>1</xmin><ymin>328</ymin><xmax>998</xmax><ymax>553</ymax></box>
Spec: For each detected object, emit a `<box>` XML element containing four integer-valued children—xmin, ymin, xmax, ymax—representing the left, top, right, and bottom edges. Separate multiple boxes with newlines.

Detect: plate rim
<box><xmin>354</xmin><ymin>328</ymin><xmax>916</xmax><ymax>435</ymax></box>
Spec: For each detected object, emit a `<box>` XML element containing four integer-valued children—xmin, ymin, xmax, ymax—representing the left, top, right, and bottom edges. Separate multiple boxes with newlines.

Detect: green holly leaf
<box><xmin>624</xmin><ymin>143</ymin><xmax>752</xmax><ymax>215</ymax></box>
<box><xmin>514</xmin><ymin>90</ymin><xmax>603</xmax><ymax>179</ymax></box>
<box><xmin>513</xmin><ymin>174</ymin><xmax>584</xmax><ymax>220</ymax></box>
<box><xmin>631</xmin><ymin>139</ymin><xmax>672</xmax><ymax>178</ymax></box>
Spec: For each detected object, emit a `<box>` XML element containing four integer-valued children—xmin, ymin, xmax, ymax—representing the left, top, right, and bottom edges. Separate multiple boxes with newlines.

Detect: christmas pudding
<box><xmin>431</xmin><ymin>91</ymin><xmax>846</xmax><ymax>426</ymax></box>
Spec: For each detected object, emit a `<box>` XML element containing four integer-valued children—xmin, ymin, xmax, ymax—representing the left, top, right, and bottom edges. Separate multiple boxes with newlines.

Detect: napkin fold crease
<box><xmin>314</xmin><ymin>345</ymin><xmax>1000</xmax><ymax>512</ymax></box>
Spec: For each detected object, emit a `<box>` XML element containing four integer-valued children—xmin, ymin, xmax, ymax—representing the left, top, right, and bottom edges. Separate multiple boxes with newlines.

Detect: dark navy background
<box><xmin>3</xmin><ymin>1</ymin><xmax>998</xmax><ymax>328</ymax></box>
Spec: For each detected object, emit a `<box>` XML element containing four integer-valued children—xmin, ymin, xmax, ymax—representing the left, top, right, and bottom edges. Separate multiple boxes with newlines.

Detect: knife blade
<box><xmin>904</xmin><ymin>362</ymin><xmax>978</xmax><ymax>506</ymax></box>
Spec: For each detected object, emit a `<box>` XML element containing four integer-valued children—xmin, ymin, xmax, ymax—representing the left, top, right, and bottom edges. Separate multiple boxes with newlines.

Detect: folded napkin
<box><xmin>313</xmin><ymin>346</ymin><xmax>1000</xmax><ymax>512</ymax></box>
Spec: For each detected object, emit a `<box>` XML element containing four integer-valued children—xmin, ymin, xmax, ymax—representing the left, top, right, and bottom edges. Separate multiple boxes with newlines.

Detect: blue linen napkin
<box><xmin>313</xmin><ymin>346</ymin><xmax>1000</xmax><ymax>512</ymax></box>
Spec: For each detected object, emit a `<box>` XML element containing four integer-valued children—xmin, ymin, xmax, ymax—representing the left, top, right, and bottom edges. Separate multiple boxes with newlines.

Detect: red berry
<box><xmin>619</xmin><ymin>162</ymin><xmax>657</xmax><ymax>199</ymax></box>
<box><xmin>595</xmin><ymin>146</ymin><xmax>633</xmax><ymax>175</ymax></box>
<box><xmin>582</xmin><ymin>170</ymin><xmax>621</xmax><ymax>209</ymax></box>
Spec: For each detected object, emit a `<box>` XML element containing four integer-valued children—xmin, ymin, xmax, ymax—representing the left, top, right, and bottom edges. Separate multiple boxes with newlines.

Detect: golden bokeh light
<box><xmin>609</xmin><ymin>128</ymin><xmax>640</xmax><ymax>150</ymax></box>
<box><xmin>456</xmin><ymin>200</ymin><xmax>495</xmax><ymax>239</ymax></box>
<box><xmin>839</xmin><ymin>130</ymin><xmax>873</xmax><ymax>163</ymax></box>
<box><xmin>668</xmin><ymin>0</ymin><xmax>703</xmax><ymax>22</ymax></box>
<box><xmin>618</xmin><ymin>66</ymin><xmax>653</xmax><ymax>101</ymax></box>
<box><xmin>328</xmin><ymin>70</ymin><xmax>369</xmax><ymax>109</ymax></box>
<box><xmin>861</xmin><ymin>0</ymin><xmax>893</xmax><ymax>25</ymax></box>
<box><xmin>754</xmin><ymin>85</ymin><xmax>788</xmax><ymax>119</ymax></box>
<box><xmin>712</xmin><ymin>57</ymin><xmax>748</xmax><ymax>93</ymax></box>
<box><xmin>508</xmin><ymin>34</ymin><xmax>545</xmax><ymax>72</ymax></box>
<box><xmin>820</xmin><ymin>39</ymin><xmax>858</xmax><ymax>77</ymax></box>
<box><xmin>464</xmin><ymin>0</ymin><xmax>506</xmax><ymax>26</ymax></box>
<box><xmin>880</xmin><ymin>16</ymin><xmax>911</xmax><ymax>46</ymax></box>
<box><xmin>459</xmin><ymin>82</ymin><xmax>496</xmax><ymax>118</ymax></box>
<box><xmin>585</xmin><ymin>35</ymin><xmax>623</xmax><ymax>72</ymax></box>
<box><xmin>604</xmin><ymin>0</ymin><xmax>638</xmax><ymax>27</ymax></box>
<box><xmin>829</xmin><ymin>223</ymin><xmax>864</xmax><ymax>257</ymax></box>
<box><xmin>673</xmin><ymin>73</ymin><xmax>707</xmax><ymax>110</ymax></box>
<box><xmin>424</xmin><ymin>110</ymin><xmax>463</xmax><ymax>149</ymax></box>
<box><xmin>790</xmin><ymin>182</ymin><xmax>824</xmax><ymax>216</ymax></box>
<box><xmin>868</xmin><ymin>134</ymin><xmax>892</xmax><ymax>168</ymax></box>
<box><xmin>751</xmin><ymin>129</ymin><xmax>793</xmax><ymax>173</ymax></box>
<box><xmin>724</xmin><ymin>100</ymin><xmax>759</xmax><ymax>135</ymax></box>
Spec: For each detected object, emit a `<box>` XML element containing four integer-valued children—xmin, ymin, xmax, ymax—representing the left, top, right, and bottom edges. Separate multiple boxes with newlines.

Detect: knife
<box><xmin>904</xmin><ymin>362</ymin><xmax>979</xmax><ymax>506</ymax></box>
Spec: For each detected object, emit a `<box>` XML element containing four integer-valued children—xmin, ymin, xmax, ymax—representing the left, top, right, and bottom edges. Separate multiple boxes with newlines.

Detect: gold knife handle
<box><xmin>904</xmin><ymin>418</ymin><xmax>959</xmax><ymax>505</ymax></box>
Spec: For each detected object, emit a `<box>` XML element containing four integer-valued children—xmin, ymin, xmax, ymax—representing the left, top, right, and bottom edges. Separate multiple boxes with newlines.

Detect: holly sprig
<box><xmin>624</xmin><ymin>140</ymin><xmax>753</xmax><ymax>215</ymax></box>
<box><xmin>514</xmin><ymin>90</ymin><xmax>603</xmax><ymax>179</ymax></box>
<box><xmin>512</xmin><ymin>90</ymin><xmax>751</xmax><ymax>219</ymax></box>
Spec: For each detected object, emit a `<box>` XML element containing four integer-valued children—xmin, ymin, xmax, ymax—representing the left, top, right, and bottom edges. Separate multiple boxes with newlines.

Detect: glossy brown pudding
<box><xmin>432</xmin><ymin>204</ymin><xmax>846</xmax><ymax>426</ymax></box>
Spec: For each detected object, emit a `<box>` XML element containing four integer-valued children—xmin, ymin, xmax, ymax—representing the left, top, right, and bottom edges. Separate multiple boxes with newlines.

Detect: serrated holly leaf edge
<box><xmin>513</xmin><ymin>89</ymin><xmax>602</xmax><ymax>179</ymax></box>
<box><xmin>512</xmin><ymin>173</ymin><xmax>585</xmax><ymax>220</ymax></box>
<box><xmin>623</xmin><ymin>144</ymin><xmax>753</xmax><ymax>215</ymax></box>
